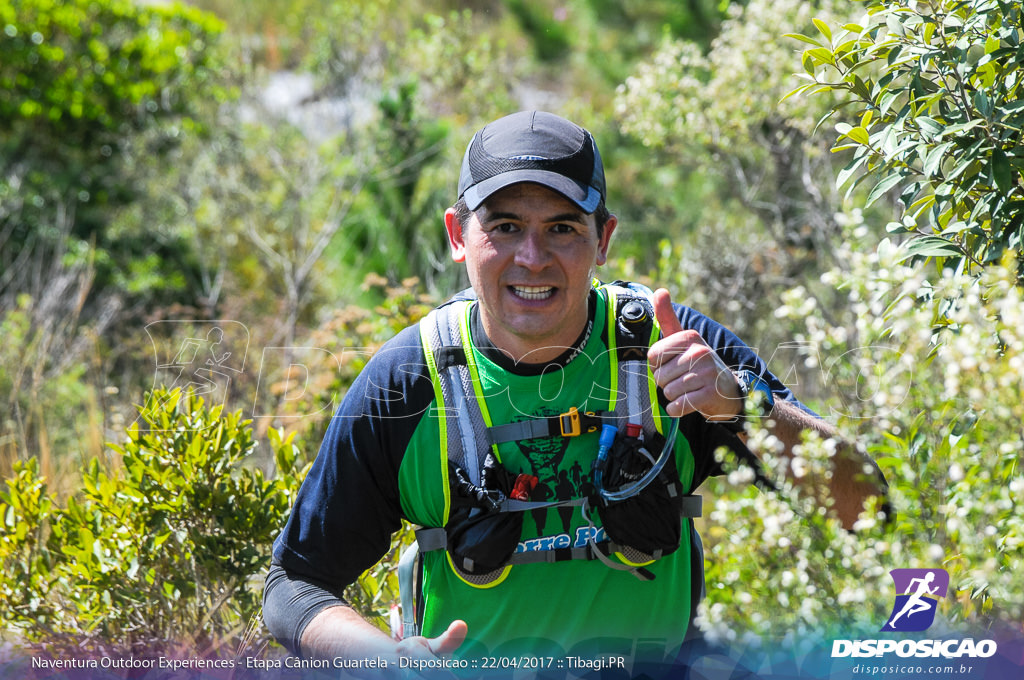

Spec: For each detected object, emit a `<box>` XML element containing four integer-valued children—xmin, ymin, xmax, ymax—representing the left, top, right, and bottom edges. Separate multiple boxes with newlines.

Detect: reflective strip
<box><xmin>605</xmin><ymin>287</ymin><xmax>621</xmax><ymax>413</ymax></box>
<box><xmin>646</xmin><ymin>317</ymin><xmax>664</xmax><ymax>435</ymax></box>
<box><xmin>458</xmin><ymin>303</ymin><xmax>500</xmax><ymax>463</ymax></box>
<box><xmin>434</xmin><ymin>303</ymin><xmax>481</xmax><ymax>484</ymax></box>
<box><xmin>419</xmin><ymin>312</ymin><xmax>452</xmax><ymax>524</ymax></box>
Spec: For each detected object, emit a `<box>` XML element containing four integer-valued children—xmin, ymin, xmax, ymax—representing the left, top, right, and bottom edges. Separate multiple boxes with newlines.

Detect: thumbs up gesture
<box><xmin>648</xmin><ymin>288</ymin><xmax>744</xmax><ymax>421</ymax></box>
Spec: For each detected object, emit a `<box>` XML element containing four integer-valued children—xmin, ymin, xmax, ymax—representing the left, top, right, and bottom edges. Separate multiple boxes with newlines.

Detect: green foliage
<box><xmin>0</xmin><ymin>458</ymin><xmax>55</xmax><ymax>631</ymax></box>
<box><xmin>274</xmin><ymin>276</ymin><xmax>439</xmax><ymax>447</ymax></box>
<box><xmin>0</xmin><ymin>292</ymin><xmax>98</xmax><ymax>479</ymax></box>
<box><xmin>702</xmin><ymin>222</ymin><xmax>1024</xmax><ymax>644</ymax></box>
<box><xmin>1</xmin><ymin>0</ymin><xmax>229</xmax><ymax>304</ymax></box>
<box><xmin>613</xmin><ymin>0</ymin><xmax>860</xmax><ymax>344</ymax></box>
<box><xmin>789</xmin><ymin>0</ymin><xmax>1024</xmax><ymax>281</ymax></box>
<box><xmin>0</xmin><ymin>388</ymin><xmax>310</xmax><ymax>654</ymax></box>
<box><xmin>0</xmin><ymin>0</ymin><xmax>224</xmax><ymax>144</ymax></box>
<box><xmin>402</xmin><ymin>10</ymin><xmax>521</xmax><ymax>122</ymax></box>
<box><xmin>504</xmin><ymin>0</ymin><xmax>572</xmax><ymax>62</ymax></box>
<box><xmin>345</xmin><ymin>82</ymin><xmax>456</xmax><ymax>291</ymax></box>
<box><xmin>343</xmin><ymin>523</ymin><xmax>417</xmax><ymax>633</ymax></box>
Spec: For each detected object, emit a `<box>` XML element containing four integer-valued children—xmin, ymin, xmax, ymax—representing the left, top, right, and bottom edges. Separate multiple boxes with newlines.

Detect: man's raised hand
<box><xmin>648</xmin><ymin>288</ymin><xmax>743</xmax><ymax>421</ymax></box>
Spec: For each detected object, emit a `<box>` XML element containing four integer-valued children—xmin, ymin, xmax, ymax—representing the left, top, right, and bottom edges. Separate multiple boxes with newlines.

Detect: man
<box><xmin>263</xmin><ymin>111</ymin><xmax>885</xmax><ymax>672</ymax></box>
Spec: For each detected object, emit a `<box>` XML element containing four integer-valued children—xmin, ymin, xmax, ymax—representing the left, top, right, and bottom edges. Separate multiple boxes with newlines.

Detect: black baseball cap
<box><xmin>457</xmin><ymin>111</ymin><xmax>606</xmax><ymax>213</ymax></box>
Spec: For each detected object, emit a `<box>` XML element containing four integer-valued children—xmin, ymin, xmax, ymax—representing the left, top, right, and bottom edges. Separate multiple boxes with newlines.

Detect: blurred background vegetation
<box><xmin>2</xmin><ymin>0</ymin><xmax>1022</xmax><ymax>665</ymax></box>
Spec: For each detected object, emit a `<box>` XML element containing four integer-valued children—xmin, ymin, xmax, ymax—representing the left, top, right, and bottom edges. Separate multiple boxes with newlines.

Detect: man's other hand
<box><xmin>397</xmin><ymin>619</ymin><xmax>468</xmax><ymax>659</ymax></box>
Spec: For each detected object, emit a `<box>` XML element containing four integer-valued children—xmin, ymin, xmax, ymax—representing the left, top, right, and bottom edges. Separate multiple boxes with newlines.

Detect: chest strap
<box><xmin>488</xmin><ymin>407</ymin><xmax>609</xmax><ymax>444</ymax></box>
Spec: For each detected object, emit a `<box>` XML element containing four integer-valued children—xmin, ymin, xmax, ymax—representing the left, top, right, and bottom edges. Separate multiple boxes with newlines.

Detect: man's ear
<box><xmin>444</xmin><ymin>207</ymin><xmax>467</xmax><ymax>263</ymax></box>
<box><xmin>595</xmin><ymin>214</ymin><xmax>617</xmax><ymax>266</ymax></box>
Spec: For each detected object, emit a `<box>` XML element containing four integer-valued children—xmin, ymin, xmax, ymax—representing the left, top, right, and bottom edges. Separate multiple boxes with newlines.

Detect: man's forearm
<box><xmin>751</xmin><ymin>399</ymin><xmax>887</xmax><ymax>529</ymax></box>
<box><xmin>300</xmin><ymin>604</ymin><xmax>402</xmax><ymax>660</ymax></box>
<box><xmin>262</xmin><ymin>562</ymin><xmax>349</xmax><ymax>656</ymax></box>
<box><xmin>262</xmin><ymin>562</ymin><xmax>404</xmax><ymax>659</ymax></box>
<box><xmin>264</xmin><ymin>562</ymin><xmax>469</xmax><ymax>670</ymax></box>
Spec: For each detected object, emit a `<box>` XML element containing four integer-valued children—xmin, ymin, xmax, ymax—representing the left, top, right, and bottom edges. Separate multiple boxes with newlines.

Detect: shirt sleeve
<box><xmin>271</xmin><ymin>325</ymin><xmax>435</xmax><ymax>591</ymax></box>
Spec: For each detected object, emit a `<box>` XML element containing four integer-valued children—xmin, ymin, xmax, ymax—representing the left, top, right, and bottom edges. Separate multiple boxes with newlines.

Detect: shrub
<box><xmin>789</xmin><ymin>0</ymin><xmax>1024</xmax><ymax>281</ymax></box>
<box><xmin>699</xmin><ymin>222</ymin><xmax>1024</xmax><ymax>652</ymax></box>
<box><xmin>0</xmin><ymin>388</ymin><xmax>309</xmax><ymax>655</ymax></box>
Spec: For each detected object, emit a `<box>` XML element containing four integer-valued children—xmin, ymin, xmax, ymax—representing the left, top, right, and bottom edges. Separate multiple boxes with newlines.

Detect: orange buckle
<box><xmin>560</xmin><ymin>407</ymin><xmax>582</xmax><ymax>437</ymax></box>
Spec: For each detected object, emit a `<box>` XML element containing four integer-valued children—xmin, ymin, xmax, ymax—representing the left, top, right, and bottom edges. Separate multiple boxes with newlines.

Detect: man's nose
<box><xmin>513</xmin><ymin>231</ymin><xmax>551</xmax><ymax>270</ymax></box>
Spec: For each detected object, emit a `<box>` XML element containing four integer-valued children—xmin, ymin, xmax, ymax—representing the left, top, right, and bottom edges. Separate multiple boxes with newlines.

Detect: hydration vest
<box><xmin>398</xmin><ymin>283</ymin><xmax>702</xmax><ymax>638</ymax></box>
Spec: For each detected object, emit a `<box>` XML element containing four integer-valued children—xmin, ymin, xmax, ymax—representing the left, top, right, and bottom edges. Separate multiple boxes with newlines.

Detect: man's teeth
<box><xmin>512</xmin><ymin>286</ymin><xmax>555</xmax><ymax>300</ymax></box>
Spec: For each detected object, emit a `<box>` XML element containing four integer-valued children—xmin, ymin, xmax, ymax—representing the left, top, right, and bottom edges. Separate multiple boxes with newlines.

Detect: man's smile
<box><xmin>510</xmin><ymin>285</ymin><xmax>556</xmax><ymax>301</ymax></box>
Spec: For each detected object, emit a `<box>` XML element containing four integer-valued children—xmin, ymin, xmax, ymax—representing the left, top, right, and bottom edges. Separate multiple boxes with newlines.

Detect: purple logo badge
<box><xmin>882</xmin><ymin>568</ymin><xmax>949</xmax><ymax>632</ymax></box>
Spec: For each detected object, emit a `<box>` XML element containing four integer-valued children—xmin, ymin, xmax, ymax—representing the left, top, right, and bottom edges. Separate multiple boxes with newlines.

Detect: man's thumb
<box><xmin>427</xmin><ymin>620</ymin><xmax>468</xmax><ymax>656</ymax></box>
<box><xmin>652</xmin><ymin>288</ymin><xmax>683</xmax><ymax>336</ymax></box>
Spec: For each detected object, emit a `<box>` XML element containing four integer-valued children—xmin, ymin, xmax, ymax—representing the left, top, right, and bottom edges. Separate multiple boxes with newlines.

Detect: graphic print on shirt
<box><xmin>511</xmin><ymin>407</ymin><xmax>589</xmax><ymax>536</ymax></box>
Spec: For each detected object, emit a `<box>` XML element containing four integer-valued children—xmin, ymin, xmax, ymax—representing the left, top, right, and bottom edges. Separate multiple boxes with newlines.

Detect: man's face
<box><xmin>445</xmin><ymin>183</ymin><xmax>616</xmax><ymax>363</ymax></box>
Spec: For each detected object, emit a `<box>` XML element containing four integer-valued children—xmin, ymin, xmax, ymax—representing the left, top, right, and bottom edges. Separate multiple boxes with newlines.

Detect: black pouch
<box><xmin>595</xmin><ymin>432</ymin><xmax>683</xmax><ymax>559</ymax></box>
<box><xmin>444</xmin><ymin>453</ymin><xmax>525</xmax><ymax>579</ymax></box>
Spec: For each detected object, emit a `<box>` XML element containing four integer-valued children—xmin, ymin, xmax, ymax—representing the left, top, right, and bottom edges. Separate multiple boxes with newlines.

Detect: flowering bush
<box><xmin>699</xmin><ymin>219</ymin><xmax>1024</xmax><ymax>649</ymax></box>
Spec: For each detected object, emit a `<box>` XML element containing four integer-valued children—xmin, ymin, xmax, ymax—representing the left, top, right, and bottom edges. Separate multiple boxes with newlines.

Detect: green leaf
<box><xmin>847</xmin><ymin>126</ymin><xmax>871</xmax><ymax>145</ymax></box>
<box><xmin>992</xmin><ymin>147</ymin><xmax>1012</xmax><ymax>194</ymax></box>
<box><xmin>812</xmin><ymin>18</ymin><xmax>833</xmax><ymax>44</ymax></box>
<box><xmin>837</xmin><ymin>155</ymin><xmax>868</xmax><ymax>188</ymax></box>
<box><xmin>923</xmin><ymin>141</ymin><xmax>954</xmax><ymax>176</ymax></box>
<box><xmin>866</xmin><ymin>173</ymin><xmax>905</xmax><ymax>207</ymax></box>
<box><xmin>974</xmin><ymin>91</ymin><xmax>993</xmax><ymax>118</ymax></box>
<box><xmin>807</xmin><ymin>47</ymin><xmax>835</xmax><ymax>65</ymax></box>
<box><xmin>901</xmin><ymin>235</ymin><xmax>964</xmax><ymax>259</ymax></box>
<box><xmin>939</xmin><ymin>119</ymin><xmax>985</xmax><ymax>138</ymax></box>
<box><xmin>162</xmin><ymin>581</ymin><xmax>179</xmax><ymax>600</ymax></box>
<box><xmin>916</xmin><ymin>116</ymin><xmax>944</xmax><ymax>138</ymax></box>
<box><xmin>780</xmin><ymin>83</ymin><xmax>814</xmax><ymax>104</ymax></box>
<box><xmin>878</xmin><ymin>91</ymin><xmax>900</xmax><ymax>117</ymax></box>
<box><xmin>802</xmin><ymin>51</ymin><xmax>816</xmax><ymax>76</ymax></box>
<box><xmin>786</xmin><ymin>33</ymin><xmax>823</xmax><ymax>48</ymax></box>
<box><xmin>997</xmin><ymin>100</ymin><xmax>1024</xmax><ymax>114</ymax></box>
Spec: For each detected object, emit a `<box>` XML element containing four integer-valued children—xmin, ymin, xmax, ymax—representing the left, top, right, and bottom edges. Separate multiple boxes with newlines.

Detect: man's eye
<box><xmin>494</xmin><ymin>222</ymin><xmax>518</xmax><ymax>233</ymax></box>
<box><xmin>552</xmin><ymin>223</ymin><xmax>578</xmax><ymax>234</ymax></box>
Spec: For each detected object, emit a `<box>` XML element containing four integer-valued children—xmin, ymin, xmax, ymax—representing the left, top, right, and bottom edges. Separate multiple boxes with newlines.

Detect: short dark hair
<box><xmin>452</xmin><ymin>196</ymin><xmax>612</xmax><ymax>240</ymax></box>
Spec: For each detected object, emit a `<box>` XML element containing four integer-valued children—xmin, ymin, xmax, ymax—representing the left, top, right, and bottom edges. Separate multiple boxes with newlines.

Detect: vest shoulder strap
<box><xmin>599</xmin><ymin>282</ymin><xmax>664</xmax><ymax>437</ymax></box>
<box><xmin>419</xmin><ymin>300</ymin><xmax>491</xmax><ymax>488</ymax></box>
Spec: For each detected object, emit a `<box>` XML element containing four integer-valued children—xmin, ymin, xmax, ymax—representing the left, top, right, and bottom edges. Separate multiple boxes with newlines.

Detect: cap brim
<box><xmin>463</xmin><ymin>169</ymin><xmax>602</xmax><ymax>214</ymax></box>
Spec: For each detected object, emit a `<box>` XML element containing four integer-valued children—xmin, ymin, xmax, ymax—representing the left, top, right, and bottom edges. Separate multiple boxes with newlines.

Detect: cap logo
<box><xmin>509</xmin><ymin>154</ymin><xmax>547</xmax><ymax>161</ymax></box>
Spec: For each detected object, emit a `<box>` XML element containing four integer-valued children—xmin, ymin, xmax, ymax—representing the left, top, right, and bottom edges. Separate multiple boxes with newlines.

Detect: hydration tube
<box><xmin>591</xmin><ymin>424</ymin><xmax>618</xmax><ymax>491</ymax></box>
<box><xmin>596</xmin><ymin>416</ymin><xmax>680</xmax><ymax>503</ymax></box>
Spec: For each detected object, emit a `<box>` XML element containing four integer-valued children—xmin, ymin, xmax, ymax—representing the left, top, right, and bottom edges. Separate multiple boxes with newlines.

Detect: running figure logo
<box><xmin>881</xmin><ymin>568</ymin><xmax>949</xmax><ymax>632</ymax></box>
